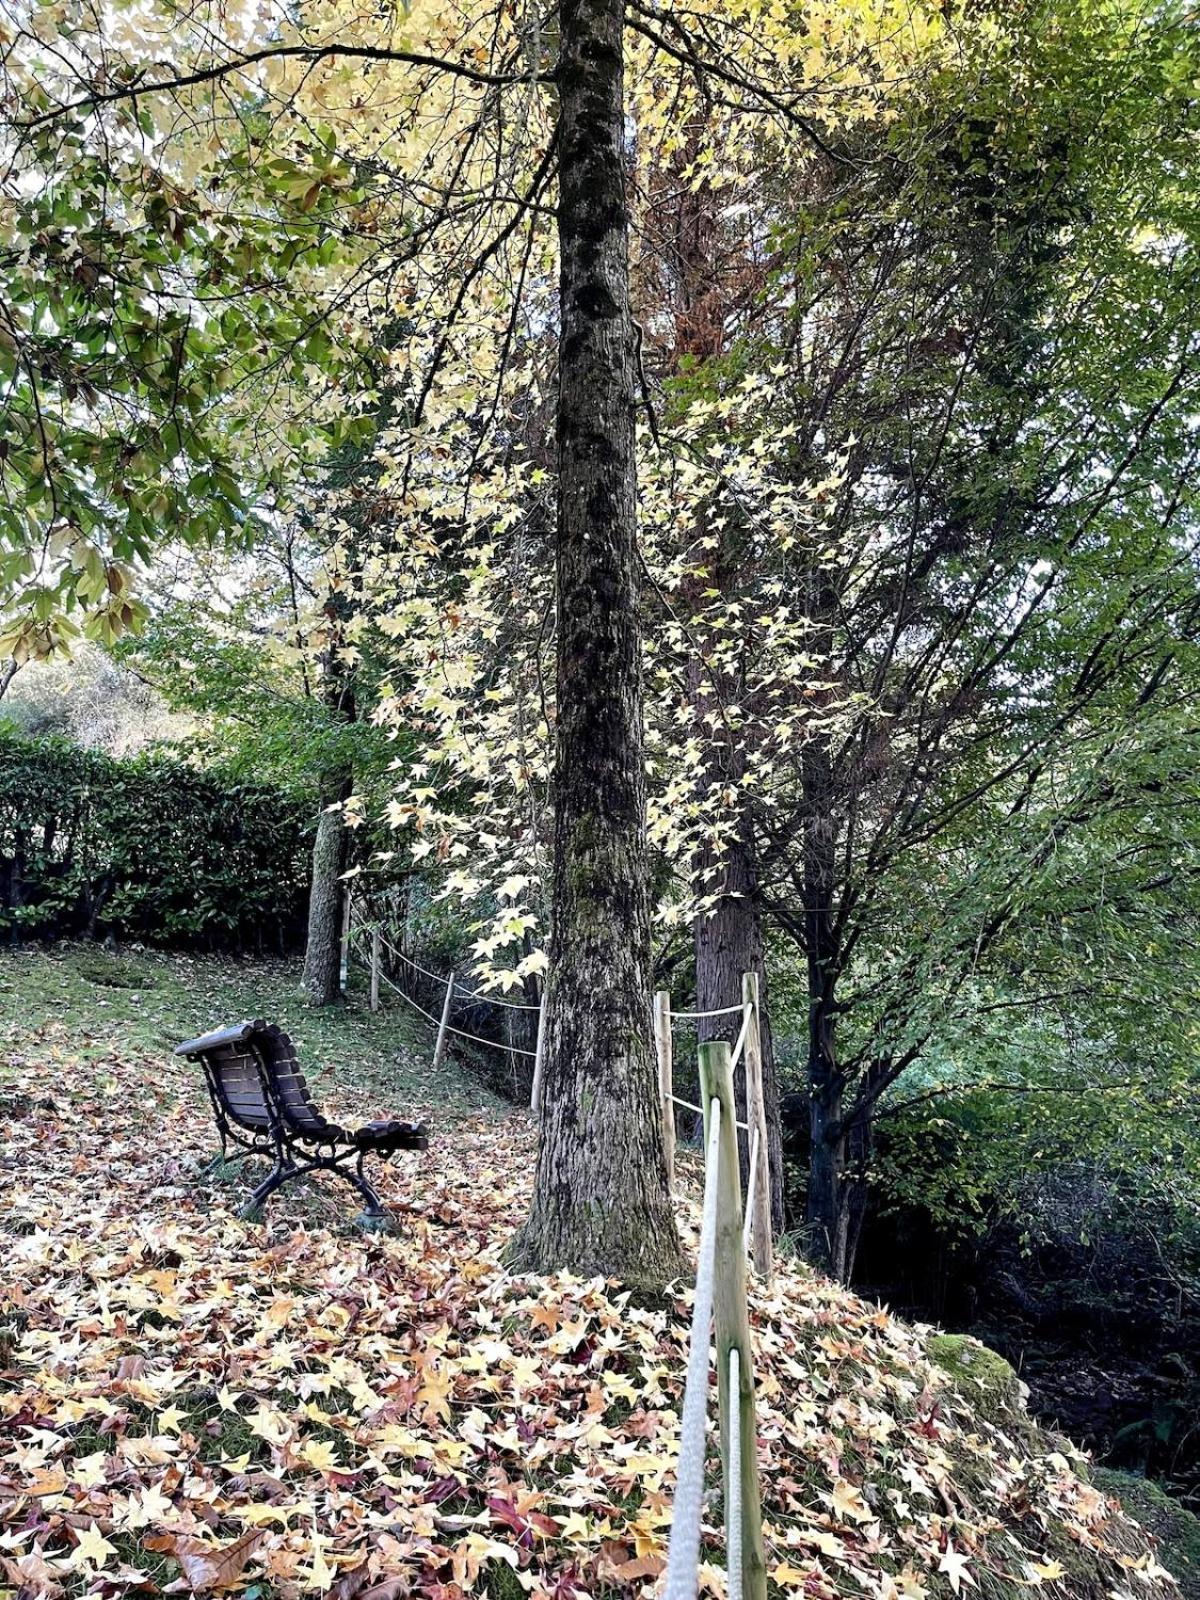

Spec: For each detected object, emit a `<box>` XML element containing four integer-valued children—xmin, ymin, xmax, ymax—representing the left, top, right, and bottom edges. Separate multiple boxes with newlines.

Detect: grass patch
<box><xmin>0</xmin><ymin>941</ymin><xmax>507</xmax><ymax>1119</ymax></box>
<box><xmin>75</xmin><ymin>952</ymin><xmax>160</xmax><ymax>989</ymax></box>
<box><xmin>107</xmin><ymin>1531</ymin><xmax>181</xmax><ymax>1590</ymax></box>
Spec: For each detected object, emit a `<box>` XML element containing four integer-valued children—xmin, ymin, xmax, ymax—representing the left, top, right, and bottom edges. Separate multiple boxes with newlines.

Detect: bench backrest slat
<box><xmin>200</xmin><ymin>1041</ymin><xmax>272</xmax><ymax>1131</ymax></box>
<box><xmin>255</xmin><ymin>1025</ymin><xmax>342</xmax><ymax>1140</ymax></box>
<box><xmin>177</xmin><ymin>1020</ymin><xmax>340</xmax><ymax>1142</ymax></box>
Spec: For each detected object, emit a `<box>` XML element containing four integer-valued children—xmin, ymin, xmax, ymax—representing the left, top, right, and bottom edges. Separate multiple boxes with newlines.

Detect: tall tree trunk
<box><xmin>301</xmin><ymin>623</ymin><xmax>356</xmax><ymax>1005</ymax></box>
<box><xmin>694</xmin><ymin>826</ymin><xmax>785</xmax><ymax>1232</ymax></box>
<box><xmin>662</xmin><ymin>127</ymin><xmax>786</xmax><ymax>1232</ymax></box>
<box><xmin>301</xmin><ymin>774</ymin><xmax>349</xmax><ymax>1005</ymax></box>
<box><xmin>801</xmin><ymin>737</ymin><xmax>851</xmax><ymax>1278</ymax></box>
<box><xmin>511</xmin><ymin>0</ymin><xmax>682</xmax><ymax>1287</ymax></box>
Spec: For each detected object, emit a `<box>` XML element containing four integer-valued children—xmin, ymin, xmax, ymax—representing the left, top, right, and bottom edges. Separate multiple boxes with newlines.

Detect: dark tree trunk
<box><xmin>664</xmin><ymin>127</ymin><xmax>785</xmax><ymax>1233</ymax></box>
<box><xmin>807</xmin><ymin>1083</ymin><xmax>847</xmax><ymax>1273</ymax></box>
<box><xmin>511</xmin><ymin>0</ymin><xmax>682</xmax><ymax>1287</ymax></box>
<box><xmin>801</xmin><ymin>737</ymin><xmax>852</xmax><ymax>1278</ymax></box>
<box><xmin>503</xmin><ymin>945</ymin><xmax>542</xmax><ymax>1104</ymax></box>
<box><xmin>694</xmin><ymin>827</ymin><xmax>785</xmax><ymax>1232</ymax></box>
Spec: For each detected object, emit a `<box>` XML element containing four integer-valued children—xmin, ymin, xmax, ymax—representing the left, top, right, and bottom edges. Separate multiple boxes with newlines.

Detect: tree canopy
<box><xmin>1</xmin><ymin>0</ymin><xmax>1198</xmax><ymax>1287</ymax></box>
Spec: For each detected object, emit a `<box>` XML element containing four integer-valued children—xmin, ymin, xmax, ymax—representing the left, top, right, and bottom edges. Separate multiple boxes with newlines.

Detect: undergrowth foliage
<box><xmin>0</xmin><ymin>955</ymin><xmax>1181</xmax><ymax>1600</ymax></box>
<box><xmin>0</xmin><ymin>733</ymin><xmax>311</xmax><ymax>950</ymax></box>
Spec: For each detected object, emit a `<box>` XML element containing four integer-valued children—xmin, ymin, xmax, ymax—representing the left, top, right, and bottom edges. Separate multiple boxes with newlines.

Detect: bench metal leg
<box><xmin>343</xmin><ymin>1154</ymin><xmax>387</xmax><ymax>1220</ymax></box>
<box><xmin>232</xmin><ymin>1144</ymin><xmax>393</xmax><ymax>1231</ymax></box>
<box><xmin>238</xmin><ymin>1162</ymin><xmax>297</xmax><ymax>1221</ymax></box>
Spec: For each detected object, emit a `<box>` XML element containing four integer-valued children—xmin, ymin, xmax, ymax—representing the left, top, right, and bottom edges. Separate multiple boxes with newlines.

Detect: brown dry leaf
<box><xmin>2</xmin><ymin>1548</ymin><xmax>65</xmax><ymax>1597</ymax></box>
<box><xmin>144</xmin><ymin>1529</ymin><xmax>264</xmax><ymax>1591</ymax></box>
<box><xmin>0</xmin><ymin>998</ymin><xmax>1178</xmax><ymax>1600</ymax></box>
<box><xmin>612</xmin><ymin>1553</ymin><xmax>665</xmax><ymax>1581</ymax></box>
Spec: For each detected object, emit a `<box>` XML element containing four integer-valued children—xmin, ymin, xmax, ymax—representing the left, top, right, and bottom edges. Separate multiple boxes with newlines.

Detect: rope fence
<box><xmin>664</xmin><ymin>1099</ymin><xmax>723</xmax><ymax>1600</ymax></box>
<box><xmin>343</xmin><ymin>891</ymin><xmax>773</xmax><ymax>1599</ymax></box>
<box><xmin>664</xmin><ymin>1036</ymin><xmax>768</xmax><ymax>1600</ymax></box>
<box><xmin>655</xmin><ymin>973</ymin><xmax>774</xmax><ymax>1280</ymax></box>
<box><xmin>342</xmin><ymin>904</ymin><xmax>547</xmax><ymax>1082</ymax></box>
<box><xmin>669</xmin><ymin>1003</ymin><xmax>745</xmax><ymax>1020</ymax></box>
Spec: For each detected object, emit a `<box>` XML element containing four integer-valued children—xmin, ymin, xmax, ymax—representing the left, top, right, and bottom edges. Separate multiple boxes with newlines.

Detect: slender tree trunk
<box><xmin>301</xmin><ymin>633</ymin><xmax>356</xmax><ymax>1004</ymax></box>
<box><xmin>301</xmin><ymin>774</ymin><xmax>349</xmax><ymax>1005</ymax></box>
<box><xmin>663</xmin><ymin>131</ymin><xmax>786</xmax><ymax>1232</ymax></box>
<box><xmin>511</xmin><ymin>0</ymin><xmax>682</xmax><ymax>1287</ymax></box>
<box><xmin>801</xmin><ymin>737</ymin><xmax>852</xmax><ymax>1278</ymax></box>
<box><xmin>807</xmin><ymin>1081</ymin><xmax>848</xmax><ymax>1274</ymax></box>
<box><xmin>694</xmin><ymin>827</ymin><xmax>785</xmax><ymax>1232</ymax></box>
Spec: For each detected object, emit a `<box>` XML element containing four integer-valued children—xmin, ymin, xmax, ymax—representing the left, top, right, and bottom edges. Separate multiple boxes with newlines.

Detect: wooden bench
<box><xmin>175</xmin><ymin>1019</ymin><xmax>428</xmax><ymax>1223</ymax></box>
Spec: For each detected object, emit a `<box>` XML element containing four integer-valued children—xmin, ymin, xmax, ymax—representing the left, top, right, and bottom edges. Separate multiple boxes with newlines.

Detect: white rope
<box><xmin>742</xmin><ymin>1128</ymin><xmax>759</xmax><ymax>1255</ymax></box>
<box><xmin>444</xmin><ymin>1021</ymin><xmax>536</xmax><ymax>1058</ymax></box>
<box><xmin>667</xmin><ymin>1093</ymin><xmax>749</xmax><ymax>1133</ymax></box>
<box><xmin>664</xmin><ymin>1098</ymin><xmax>722</xmax><ymax>1600</ymax></box>
<box><xmin>670</xmin><ymin>1004</ymin><xmax>744</xmax><ymax>1021</ymax></box>
<box><xmin>383</xmin><ymin>941</ymin><xmax>445</xmax><ymax>986</ymax></box>
<box><xmin>666</xmin><ymin>1093</ymin><xmax>749</xmax><ymax>1133</ymax></box>
<box><xmin>349</xmin><ymin>913</ymin><xmax>440</xmax><ymax>983</ymax></box>
<box><xmin>669</xmin><ymin>1093</ymin><xmax>706</xmax><ymax>1118</ymax></box>
<box><xmin>369</xmin><ymin>920</ymin><xmax>541</xmax><ymax>1011</ymax></box>
<box><xmin>728</xmin><ymin>1005</ymin><xmax>753</xmax><ymax>1071</ymax></box>
<box><xmin>373</xmin><ymin>966</ymin><xmax>444</xmax><ymax>1026</ymax></box>
<box><xmin>726</xmin><ymin>1348</ymin><xmax>743</xmax><ymax>1600</ymax></box>
<box><xmin>357</xmin><ymin>954</ymin><xmax>539</xmax><ymax>1058</ymax></box>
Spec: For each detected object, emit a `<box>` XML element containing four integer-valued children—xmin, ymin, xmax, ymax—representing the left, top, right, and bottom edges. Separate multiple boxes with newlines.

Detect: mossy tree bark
<box><xmin>301</xmin><ymin>659</ymin><xmax>355</xmax><ymax>1007</ymax></box>
<box><xmin>301</xmin><ymin>776</ymin><xmax>349</xmax><ymax>1006</ymax></box>
<box><xmin>511</xmin><ymin>0</ymin><xmax>683</xmax><ymax>1287</ymax></box>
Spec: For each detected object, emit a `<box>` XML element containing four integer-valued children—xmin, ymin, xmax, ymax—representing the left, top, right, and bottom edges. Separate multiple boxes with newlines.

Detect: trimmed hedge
<box><xmin>0</xmin><ymin>732</ymin><xmax>311</xmax><ymax>951</ymax></box>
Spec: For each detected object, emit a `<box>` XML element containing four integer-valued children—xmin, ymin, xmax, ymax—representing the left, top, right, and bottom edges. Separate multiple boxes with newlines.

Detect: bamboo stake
<box><xmin>741</xmin><ymin>971</ymin><xmax>773</xmax><ymax>1280</ymax></box>
<box><xmin>370</xmin><ymin>926</ymin><xmax>382</xmax><ymax>1012</ymax></box>
<box><xmin>338</xmin><ymin>892</ymin><xmax>352</xmax><ymax>994</ymax></box>
<box><xmin>699</xmin><ymin>1040</ymin><xmax>767</xmax><ymax>1600</ymax></box>
<box><xmin>654</xmin><ymin>988</ymin><xmax>675</xmax><ymax>1191</ymax></box>
<box><xmin>431</xmin><ymin>972</ymin><xmax>455</xmax><ymax>1070</ymax></box>
<box><xmin>530</xmin><ymin>990</ymin><xmax>548</xmax><ymax>1113</ymax></box>
<box><xmin>369</xmin><ymin>928</ymin><xmax>382</xmax><ymax>1011</ymax></box>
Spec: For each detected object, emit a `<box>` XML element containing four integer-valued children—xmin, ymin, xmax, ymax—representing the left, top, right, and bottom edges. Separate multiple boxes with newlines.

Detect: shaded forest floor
<box><xmin>0</xmin><ymin>945</ymin><xmax>1185</xmax><ymax>1600</ymax></box>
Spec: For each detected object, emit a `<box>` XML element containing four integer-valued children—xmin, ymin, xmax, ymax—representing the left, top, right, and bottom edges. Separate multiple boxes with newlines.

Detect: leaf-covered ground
<box><xmin>0</xmin><ymin>947</ymin><xmax>1180</xmax><ymax>1600</ymax></box>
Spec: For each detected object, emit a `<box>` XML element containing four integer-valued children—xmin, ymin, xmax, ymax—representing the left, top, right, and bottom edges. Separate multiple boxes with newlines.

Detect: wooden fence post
<box><xmin>370</xmin><ymin>927</ymin><xmax>382</xmax><ymax>1013</ymax></box>
<box><xmin>432</xmin><ymin>972</ymin><xmax>455</xmax><ymax>1070</ymax></box>
<box><xmin>742</xmin><ymin>971</ymin><xmax>773</xmax><ymax>1280</ymax></box>
<box><xmin>339</xmin><ymin>892</ymin><xmax>352</xmax><ymax>994</ymax></box>
<box><xmin>699</xmin><ymin>1040</ymin><xmax>767</xmax><ymax>1600</ymax></box>
<box><xmin>530</xmin><ymin>989</ymin><xmax>548</xmax><ymax>1114</ymax></box>
<box><xmin>654</xmin><ymin>989</ymin><xmax>675</xmax><ymax>1191</ymax></box>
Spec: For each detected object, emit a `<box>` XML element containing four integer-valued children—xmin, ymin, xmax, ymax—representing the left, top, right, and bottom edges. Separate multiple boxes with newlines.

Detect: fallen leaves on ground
<box><xmin>0</xmin><ymin>1010</ymin><xmax>1180</xmax><ymax>1600</ymax></box>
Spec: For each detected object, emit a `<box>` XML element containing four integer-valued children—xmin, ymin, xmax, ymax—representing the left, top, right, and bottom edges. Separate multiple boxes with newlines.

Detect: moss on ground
<box><xmin>1095</xmin><ymin>1467</ymin><xmax>1200</xmax><ymax>1598</ymax></box>
<box><xmin>927</xmin><ymin>1332</ymin><xmax>1025</xmax><ymax>1425</ymax></box>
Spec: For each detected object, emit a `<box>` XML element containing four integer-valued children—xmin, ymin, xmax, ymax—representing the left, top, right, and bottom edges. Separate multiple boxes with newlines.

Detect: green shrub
<box><xmin>0</xmin><ymin>731</ymin><xmax>311</xmax><ymax>952</ymax></box>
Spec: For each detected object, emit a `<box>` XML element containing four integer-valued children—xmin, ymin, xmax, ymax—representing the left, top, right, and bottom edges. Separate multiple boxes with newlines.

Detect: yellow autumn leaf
<box><xmin>299</xmin><ymin>1438</ymin><xmax>341</xmax><ymax>1473</ymax></box>
<box><xmin>1026</xmin><ymin>1560</ymin><xmax>1067</xmax><ymax>1583</ymax></box>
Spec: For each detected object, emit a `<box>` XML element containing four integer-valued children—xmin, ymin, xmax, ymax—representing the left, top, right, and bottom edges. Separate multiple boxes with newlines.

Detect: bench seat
<box><xmin>175</xmin><ymin>1019</ymin><xmax>430</xmax><ymax>1223</ymax></box>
